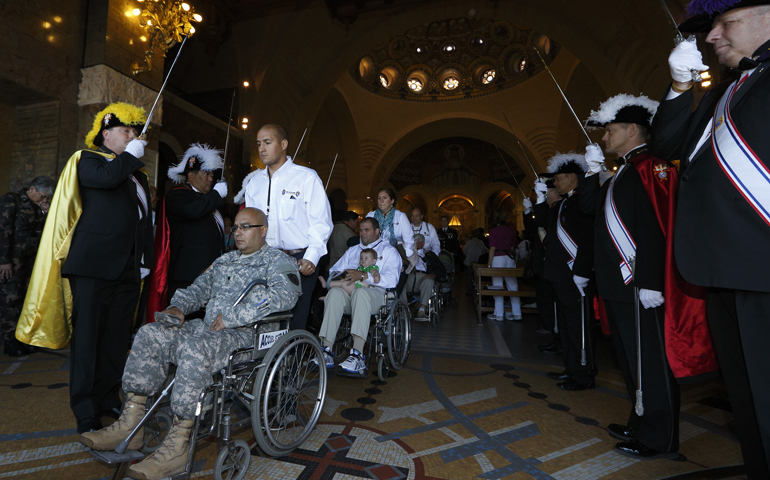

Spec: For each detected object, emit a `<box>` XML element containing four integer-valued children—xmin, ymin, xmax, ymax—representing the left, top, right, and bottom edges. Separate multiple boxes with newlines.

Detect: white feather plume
<box><xmin>547</xmin><ymin>152</ymin><xmax>588</xmax><ymax>174</ymax></box>
<box><xmin>586</xmin><ymin>93</ymin><xmax>659</xmax><ymax>128</ymax></box>
<box><xmin>167</xmin><ymin>143</ymin><xmax>224</xmax><ymax>184</ymax></box>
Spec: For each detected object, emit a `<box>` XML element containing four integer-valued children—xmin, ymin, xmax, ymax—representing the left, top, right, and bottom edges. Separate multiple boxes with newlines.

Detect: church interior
<box><xmin>0</xmin><ymin>0</ymin><xmax>747</xmax><ymax>479</ymax></box>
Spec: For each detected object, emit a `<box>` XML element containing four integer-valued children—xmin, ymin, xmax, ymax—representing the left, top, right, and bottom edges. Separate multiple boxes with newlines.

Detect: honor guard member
<box><xmin>64</xmin><ymin>103</ymin><xmax>154</xmax><ymax>433</ymax></box>
<box><xmin>651</xmin><ymin>1</ymin><xmax>770</xmax><ymax>475</ymax></box>
<box><xmin>79</xmin><ymin>208</ymin><xmax>301</xmax><ymax>480</ymax></box>
<box><xmin>235</xmin><ymin>124</ymin><xmax>333</xmax><ymax>331</ymax></box>
<box><xmin>146</xmin><ymin>144</ymin><xmax>228</xmax><ymax>320</ymax></box>
<box><xmin>313</xmin><ymin>217</ymin><xmax>402</xmax><ymax>376</ymax></box>
<box><xmin>581</xmin><ymin>94</ymin><xmax>716</xmax><ymax>460</ymax></box>
<box><xmin>0</xmin><ymin>176</ymin><xmax>55</xmax><ymax>356</ymax></box>
<box><xmin>534</xmin><ymin>154</ymin><xmax>597</xmax><ymax>391</ymax></box>
<box><xmin>437</xmin><ymin>215</ymin><xmax>461</xmax><ymax>255</ymax></box>
<box><xmin>410</xmin><ymin>207</ymin><xmax>441</xmax><ymax>253</ymax></box>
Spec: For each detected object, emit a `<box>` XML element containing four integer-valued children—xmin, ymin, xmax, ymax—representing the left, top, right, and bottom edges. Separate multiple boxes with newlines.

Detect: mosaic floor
<box><xmin>0</xmin><ymin>280</ymin><xmax>747</xmax><ymax>480</ymax></box>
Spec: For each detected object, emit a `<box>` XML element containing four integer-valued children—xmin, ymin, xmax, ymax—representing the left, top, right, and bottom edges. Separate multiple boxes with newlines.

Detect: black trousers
<box><xmin>68</xmin><ymin>264</ymin><xmax>140</xmax><ymax>422</ymax></box>
<box><xmin>289</xmin><ymin>251</ymin><xmax>319</xmax><ymax>331</ymax></box>
<box><xmin>604</xmin><ymin>299</ymin><xmax>679</xmax><ymax>453</ymax></box>
<box><xmin>707</xmin><ymin>289</ymin><xmax>770</xmax><ymax>479</ymax></box>
<box><xmin>554</xmin><ymin>277</ymin><xmax>597</xmax><ymax>385</ymax></box>
<box><xmin>535</xmin><ymin>275</ymin><xmax>560</xmax><ymax>346</ymax></box>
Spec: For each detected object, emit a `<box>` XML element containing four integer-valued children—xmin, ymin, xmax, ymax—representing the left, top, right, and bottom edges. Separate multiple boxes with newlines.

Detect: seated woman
<box><xmin>487</xmin><ymin>209</ymin><xmax>523</xmax><ymax>321</ymax></box>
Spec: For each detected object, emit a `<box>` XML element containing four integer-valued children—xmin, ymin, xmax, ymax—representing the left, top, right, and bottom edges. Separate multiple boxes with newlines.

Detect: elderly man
<box><xmin>235</xmin><ymin>124</ymin><xmax>333</xmax><ymax>331</ymax></box>
<box><xmin>147</xmin><ymin>144</ymin><xmax>228</xmax><ymax>319</ymax></box>
<box><xmin>410</xmin><ymin>207</ymin><xmax>440</xmax><ymax>253</ymax></box>
<box><xmin>1</xmin><ymin>176</ymin><xmax>56</xmax><ymax>356</ymax></box>
<box><xmin>79</xmin><ymin>208</ymin><xmax>301</xmax><ymax>480</ymax></box>
<box><xmin>401</xmin><ymin>234</ymin><xmax>436</xmax><ymax>321</ymax></box>
<box><xmin>314</xmin><ymin>217</ymin><xmax>401</xmax><ymax>376</ymax></box>
<box><xmin>328</xmin><ymin>210</ymin><xmax>360</xmax><ymax>268</ymax></box>
<box><xmin>650</xmin><ymin>2</ymin><xmax>770</xmax><ymax>476</ymax></box>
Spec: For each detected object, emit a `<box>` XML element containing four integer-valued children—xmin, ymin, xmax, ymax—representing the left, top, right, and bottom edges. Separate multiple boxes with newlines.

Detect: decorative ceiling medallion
<box><xmin>352</xmin><ymin>17</ymin><xmax>559</xmax><ymax>102</ymax></box>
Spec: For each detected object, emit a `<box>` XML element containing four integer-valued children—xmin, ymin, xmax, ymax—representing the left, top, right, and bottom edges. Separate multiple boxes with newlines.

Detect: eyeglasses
<box><xmin>230</xmin><ymin>224</ymin><xmax>264</xmax><ymax>233</ymax></box>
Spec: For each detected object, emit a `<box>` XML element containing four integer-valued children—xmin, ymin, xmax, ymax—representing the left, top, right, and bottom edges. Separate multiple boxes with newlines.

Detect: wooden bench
<box><xmin>473</xmin><ymin>265</ymin><xmax>537</xmax><ymax>324</ymax></box>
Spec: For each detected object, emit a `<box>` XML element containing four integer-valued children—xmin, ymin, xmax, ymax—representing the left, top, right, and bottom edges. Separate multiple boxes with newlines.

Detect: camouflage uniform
<box><xmin>0</xmin><ymin>189</ymin><xmax>46</xmax><ymax>340</ymax></box>
<box><xmin>122</xmin><ymin>245</ymin><xmax>301</xmax><ymax>419</ymax></box>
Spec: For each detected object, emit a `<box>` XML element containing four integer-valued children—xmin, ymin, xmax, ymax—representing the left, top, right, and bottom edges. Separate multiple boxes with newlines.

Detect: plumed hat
<box><xmin>85</xmin><ymin>103</ymin><xmax>146</xmax><ymax>149</ymax></box>
<box><xmin>168</xmin><ymin>143</ymin><xmax>224</xmax><ymax>184</ymax></box>
<box><xmin>586</xmin><ymin>94</ymin><xmax>659</xmax><ymax>129</ymax></box>
<box><xmin>679</xmin><ymin>0</ymin><xmax>770</xmax><ymax>33</ymax></box>
<box><xmin>540</xmin><ymin>152</ymin><xmax>588</xmax><ymax>177</ymax></box>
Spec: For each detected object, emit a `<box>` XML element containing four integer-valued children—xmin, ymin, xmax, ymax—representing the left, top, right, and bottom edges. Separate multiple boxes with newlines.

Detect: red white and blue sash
<box><xmin>213</xmin><ymin>209</ymin><xmax>224</xmax><ymax>234</ymax></box>
<box><xmin>604</xmin><ymin>166</ymin><xmax>636</xmax><ymax>284</ymax></box>
<box><xmin>556</xmin><ymin>200</ymin><xmax>578</xmax><ymax>270</ymax></box>
<box><xmin>129</xmin><ymin>174</ymin><xmax>148</xmax><ymax>219</ymax></box>
<box><xmin>712</xmin><ymin>73</ymin><xmax>770</xmax><ymax>227</ymax></box>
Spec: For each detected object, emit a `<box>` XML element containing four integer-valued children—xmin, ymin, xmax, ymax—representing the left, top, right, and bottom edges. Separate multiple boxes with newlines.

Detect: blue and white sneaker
<box><xmin>339</xmin><ymin>348</ymin><xmax>366</xmax><ymax>375</ymax></box>
<box><xmin>309</xmin><ymin>346</ymin><xmax>335</xmax><ymax>371</ymax></box>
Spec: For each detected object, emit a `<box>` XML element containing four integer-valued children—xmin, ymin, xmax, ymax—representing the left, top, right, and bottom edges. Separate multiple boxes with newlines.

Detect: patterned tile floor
<box><xmin>0</xmin><ymin>278</ymin><xmax>747</xmax><ymax>479</ymax></box>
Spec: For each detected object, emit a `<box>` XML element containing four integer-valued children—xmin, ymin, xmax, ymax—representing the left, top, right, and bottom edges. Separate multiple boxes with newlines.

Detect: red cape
<box><xmin>630</xmin><ymin>153</ymin><xmax>718</xmax><ymax>380</ymax></box>
<box><xmin>146</xmin><ymin>186</ymin><xmax>191</xmax><ymax>323</ymax></box>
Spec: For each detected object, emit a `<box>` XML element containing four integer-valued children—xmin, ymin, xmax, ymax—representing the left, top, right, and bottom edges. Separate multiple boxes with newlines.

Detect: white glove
<box><xmin>668</xmin><ymin>37</ymin><xmax>709</xmax><ymax>84</ymax></box>
<box><xmin>522</xmin><ymin>198</ymin><xmax>533</xmax><ymax>214</ymax></box>
<box><xmin>213</xmin><ymin>182</ymin><xmax>228</xmax><ymax>198</ymax></box>
<box><xmin>639</xmin><ymin>289</ymin><xmax>665</xmax><ymax>309</ymax></box>
<box><xmin>125</xmin><ymin>139</ymin><xmax>146</xmax><ymax>159</ymax></box>
<box><xmin>573</xmin><ymin>275</ymin><xmax>589</xmax><ymax>296</ymax></box>
<box><xmin>585</xmin><ymin>143</ymin><xmax>606</xmax><ymax>174</ymax></box>
<box><xmin>534</xmin><ymin>180</ymin><xmax>548</xmax><ymax>204</ymax></box>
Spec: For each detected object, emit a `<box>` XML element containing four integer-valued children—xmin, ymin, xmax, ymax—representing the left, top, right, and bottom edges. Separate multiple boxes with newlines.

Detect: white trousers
<box><xmin>492</xmin><ymin>255</ymin><xmax>522</xmax><ymax>317</ymax></box>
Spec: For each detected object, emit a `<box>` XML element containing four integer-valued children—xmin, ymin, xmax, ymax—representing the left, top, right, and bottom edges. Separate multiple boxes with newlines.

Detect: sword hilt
<box><xmin>635</xmin><ymin>390</ymin><xmax>645</xmax><ymax>416</ymax></box>
<box><xmin>581</xmin><ymin>349</ymin><xmax>586</xmax><ymax>367</ymax></box>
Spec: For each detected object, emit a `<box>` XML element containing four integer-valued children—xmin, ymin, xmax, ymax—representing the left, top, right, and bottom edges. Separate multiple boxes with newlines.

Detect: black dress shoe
<box><xmin>77</xmin><ymin>416</ymin><xmax>103</xmax><ymax>434</ymax></box>
<box><xmin>547</xmin><ymin>371</ymin><xmax>570</xmax><ymax>381</ymax></box>
<box><xmin>538</xmin><ymin>342</ymin><xmax>556</xmax><ymax>352</ymax></box>
<box><xmin>614</xmin><ymin>440</ymin><xmax>683</xmax><ymax>460</ymax></box>
<box><xmin>607</xmin><ymin>423</ymin><xmax>635</xmax><ymax>441</ymax></box>
<box><xmin>4</xmin><ymin>336</ymin><xmax>35</xmax><ymax>357</ymax></box>
<box><xmin>540</xmin><ymin>345</ymin><xmax>563</xmax><ymax>356</ymax></box>
<box><xmin>558</xmin><ymin>379</ymin><xmax>595</xmax><ymax>391</ymax></box>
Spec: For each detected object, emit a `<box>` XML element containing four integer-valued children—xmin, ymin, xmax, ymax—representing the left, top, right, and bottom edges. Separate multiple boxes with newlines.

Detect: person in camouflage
<box><xmin>79</xmin><ymin>208</ymin><xmax>301</xmax><ymax>480</ymax></box>
<box><xmin>1</xmin><ymin>176</ymin><xmax>56</xmax><ymax>356</ymax></box>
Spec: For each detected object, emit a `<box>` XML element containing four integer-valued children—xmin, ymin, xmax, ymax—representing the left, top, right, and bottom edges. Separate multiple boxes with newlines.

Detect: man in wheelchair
<box><xmin>315</xmin><ymin>217</ymin><xmax>402</xmax><ymax>375</ymax></box>
<box><xmin>78</xmin><ymin>207</ymin><xmax>301</xmax><ymax>480</ymax></box>
<box><xmin>401</xmin><ymin>234</ymin><xmax>442</xmax><ymax>321</ymax></box>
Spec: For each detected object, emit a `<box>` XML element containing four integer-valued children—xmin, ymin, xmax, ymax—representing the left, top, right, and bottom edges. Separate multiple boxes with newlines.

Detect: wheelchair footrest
<box><xmin>335</xmin><ymin>367</ymin><xmax>368</xmax><ymax>378</ymax></box>
<box><xmin>89</xmin><ymin>448</ymin><xmax>145</xmax><ymax>464</ymax></box>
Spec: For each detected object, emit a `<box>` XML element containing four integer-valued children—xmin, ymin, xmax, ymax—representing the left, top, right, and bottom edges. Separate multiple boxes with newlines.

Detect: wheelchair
<box><xmin>90</xmin><ymin>282</ymin><xmax>327</xmax><ymax>480</ymax></box>
<box><xmin>330</xmin><ymin>288</ymin><xmax>412</xmax><ymax>381</ymax></box>
<box><xmin>403</xmin><ymin>274</ymin><xmax>442</xmax><ymax>328</ymax></box>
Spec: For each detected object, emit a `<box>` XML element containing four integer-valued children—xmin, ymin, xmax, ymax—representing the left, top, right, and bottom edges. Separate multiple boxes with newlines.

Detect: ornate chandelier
<box><xmin>130</xmin><ymin>0</ymin><xmax>202</xmax><ymax>75</ymax></box>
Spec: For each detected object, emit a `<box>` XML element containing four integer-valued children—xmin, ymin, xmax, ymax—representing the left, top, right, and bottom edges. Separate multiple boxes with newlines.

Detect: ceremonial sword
<box><xmin>630</xmin><ymin>256</ymin><xmax>645</xmax><ymax>416</ymax></box>
<box><xmin>657</xmin><ymin>0</ymin><xmax>704</xmax><ymax>82</ymax></box>
<box><xmin>220</xmin><ymin>89</ymin><xmax>236</xmax><ymax>182</ymax></box>
<box><xmin>325</xmin><ymin>152</ymin><xmax>339</xmax><ymax>191</ymax></box>
<box><xmin>293</xmin><ymin>124</ymin><xmax>309</xmax><ymax>160</ymax></box>
<box><xmin>139</xmin><ymin>35</ymin><xmax>189</xmax><ymax>141</ymax></box>
<box><xmin>580</xmin><ymin>293</ymin><xmax>587</xmax><ymax>366</ymax></box>
<box><xmin>493</xmin><ymin>145</ymin><xmax>526</xmax><ymax>198</ymax></box>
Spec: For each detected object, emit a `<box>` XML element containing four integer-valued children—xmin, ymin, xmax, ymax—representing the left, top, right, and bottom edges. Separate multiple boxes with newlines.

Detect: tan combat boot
<box><xmin>79</xmin><ymin>393</ymin><xmax>147</xmax><ymax>451</ymax></box>
<box><xmin>127</xmin><ymin>415</ymin><xmax>194</xmax><ymax>480</ymax></box>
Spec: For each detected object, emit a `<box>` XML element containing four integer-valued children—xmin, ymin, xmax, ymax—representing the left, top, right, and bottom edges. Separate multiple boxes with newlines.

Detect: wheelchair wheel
<box><xmin>214</xmin><ymin>439</ymin><xmax>250</xmax><ymax>480</ymax></box>
<box><xmin>377</xmin><ymin>356</ymin><xmax>390</xmax><ymax>382</ymax></box>
<box><xmin>141</xmin><ymin>409</ymin><xmax>172</xmax><ymax>454</ymax></box>
<box><xmin>252</xmin><ymin>330</ymin><xmax>327</xmax><ymax>457</ymax></box>
<box><xmin>331</xmin><ymin>316</ymin><xmax>353</xmax><ymax>365</ymax></box>
<box><xmin>387</xmin><ymin>298</ymin><xmax>411</xmax><ymax>370</ymax></box>
<box><xmin>430</xmin><ymin>308</ymin><xmax>439</xmax><ymax>328</ymax></box>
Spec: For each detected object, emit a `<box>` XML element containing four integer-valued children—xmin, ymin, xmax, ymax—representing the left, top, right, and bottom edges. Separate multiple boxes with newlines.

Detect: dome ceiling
<box><xmin>351</xmin><ymin>17</ymin><xmax>560</xmax><ymax>102</ymax></box>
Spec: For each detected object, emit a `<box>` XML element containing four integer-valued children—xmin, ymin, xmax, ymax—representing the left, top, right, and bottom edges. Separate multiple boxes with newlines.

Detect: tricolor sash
<box><xmin>604</xmin><ymin>165</ymin><xmax>636</xmax><ymax>284</ymax></box>
<box><xmin>556</xmin><ymin>200</ymin><xmax>578</xmax><ymax>270</ymax></box>
<box><xmin>712</xmin><ymin>73</ymin><xmax>770</xmax><ymax>226</ymax></box>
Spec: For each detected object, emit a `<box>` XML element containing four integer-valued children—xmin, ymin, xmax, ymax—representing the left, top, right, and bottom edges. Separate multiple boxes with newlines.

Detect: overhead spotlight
<box><xmin>242</xmin><ymin>118</ymin><xmax>249</xmax><ymax>123</ymax></box>
<box><xmin>243</xmin><ymin>81</ymin><xmax>249</xmax><ymax>87</ymax></box>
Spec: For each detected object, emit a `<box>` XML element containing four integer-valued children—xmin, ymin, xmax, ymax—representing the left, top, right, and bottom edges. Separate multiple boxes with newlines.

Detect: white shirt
<box><xmin>366</xmin><ymin>209</ymin><xmax>415</xmax><ymax>257</ymax></box>
<box><xmin>244</xmin><ymin>157</ymin><xmax>333</xmax><ymax>266</ymax></box>
<box><xmin>411</xmin><ymin>221</ymin><xmax>440</xmax><ymax>253</ymax></box>
<box><xmin>414</xmin><ymin>248</ymin><xmax>427</xmax><ymax>272</ymax></box>
<box><xmin>329</xmin><ymin>239</ymin><xmax>403</xmax><ymax>291</ymax></box>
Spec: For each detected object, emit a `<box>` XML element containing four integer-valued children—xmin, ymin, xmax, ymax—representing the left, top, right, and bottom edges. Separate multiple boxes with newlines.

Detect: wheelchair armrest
<box><xmin>232</xmin><ymin>279</ymin><xmax>268</xmax><ymax>307</ymax></box>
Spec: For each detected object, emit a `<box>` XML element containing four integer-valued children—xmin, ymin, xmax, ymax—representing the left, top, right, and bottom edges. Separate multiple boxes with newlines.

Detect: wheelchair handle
<box><xmin>232</xmin><ymin>279</ymin><xmax>268</xmax><ymax>307</ymax></box>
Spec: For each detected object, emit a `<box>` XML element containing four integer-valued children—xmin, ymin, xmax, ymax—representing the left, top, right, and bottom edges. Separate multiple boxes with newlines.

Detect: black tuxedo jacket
<box><xmin>536</xmin><ymin>191</ymin><xmax>594</xmax><ymax>284</ymax></box>
<box><xmin>62</xmin><ymin>148</ymin><xmax>154</xmax><ymax>281</ymax></box>
<box><xmin>437</xmin><ymin>227</ymin><xmax>460</xmax><ymax>253</ymax></box>
<box><xmin>523</xmin><ymin>209</ymin><xmax>545</xmax><ymax>277</ymax></box>
<box><xmin>165</xmin><ymin>186</ymin><xmax>224</xmax><ymax>282</ymax></box>
<box><xmin>651</xmin><ymin>57</ymin><xmax>770</xmax><ymax>292</ymax></box>
<box><xmin>580</xmin><ymin>155</ymin><xmax>666</xmax><ymax>302</ymax></box>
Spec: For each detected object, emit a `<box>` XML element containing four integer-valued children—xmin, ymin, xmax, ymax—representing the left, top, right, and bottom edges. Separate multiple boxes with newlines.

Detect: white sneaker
<box><xmin>505</xmin><ymin>313</ymin><xmax>523</xmax><ymax>321</ymax></box>
<box><xmin>309</xmin><ymin>346</ymin><xmax>335</xmax><ymax>370</ymax></box>
<box><xmin>522</xmin><ymin>302</ymin><xmax>537</xmax><ymax>309</ymax></box>
<box><xmin>487</xmin><ymin>314</ymin><xmax>504</xmax><ymax>321</ymax></box>
<box><xmin>339</xmin><ymin>349</ymin><xmax>366</xmax><ymax>374</ymax></box>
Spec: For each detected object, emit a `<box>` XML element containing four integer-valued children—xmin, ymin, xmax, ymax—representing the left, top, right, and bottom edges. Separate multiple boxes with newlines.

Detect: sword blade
<box><xmin>141</xmin><ymin>35</ymin><xmax>189</xmax><ymax>137</ymax></box>
<box><xmin>293</xmin><ymin>124</ymin><xmax>309</xmax><ymax>160</ymax></box>
<box><xmin>325</xmin><ymin>152</ymin><xmax>339</xmax><ymax>191</ymax></box>
<box><xmin>220</xmin><ymin>89</ymin><xmax>236</xmax><ymax>182</ymax></box>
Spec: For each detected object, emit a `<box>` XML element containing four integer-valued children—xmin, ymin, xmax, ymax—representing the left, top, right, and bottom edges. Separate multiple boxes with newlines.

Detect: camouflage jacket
<box><xmin>169</xmin><ymin>244</ymin><xmax>301</xmax><ymax>329</ymax></box>
<box><xmin>0</xmin><ymin>188</ymin><xmax>46</xmax><ymax>265</ymax></box>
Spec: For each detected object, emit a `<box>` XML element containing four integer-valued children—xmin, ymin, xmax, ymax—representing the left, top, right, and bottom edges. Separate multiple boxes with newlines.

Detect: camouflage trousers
<box><xmin>122</xmin><ymin>319</ymin><xmax>253</xmax><ymax>419</ymax></box>
<box><xmin>0</xmin><ymin>260</ymin><xmax>33</xmax><ymax>339</ymax></box>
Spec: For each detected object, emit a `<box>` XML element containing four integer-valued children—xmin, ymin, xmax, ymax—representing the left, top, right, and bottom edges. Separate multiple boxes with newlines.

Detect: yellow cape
<box><xmin>15</xmin><ymin>150</ymin><xmax>114</xmax><ymax>349</ymax></box>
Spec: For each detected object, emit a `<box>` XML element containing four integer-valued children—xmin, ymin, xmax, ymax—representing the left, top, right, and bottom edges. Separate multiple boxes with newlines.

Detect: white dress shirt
<box><xmin>366</xmin><ymin>209</ymin><xmax>415</xmax><ymax>257</ymax></box>
<box><xmin>329</xmin><ymin>239</ymin><xmax>403</xmax><ymax>291</ymax></box>
<box><xmin>244</xmin><ymin>157</ymin><xmax>333</xmax><ymax>266</ymax></box>
<box><xmin>411</xmin><ymin>221</ymin><xmax>440</xmax><ymax>253</ymax></box>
